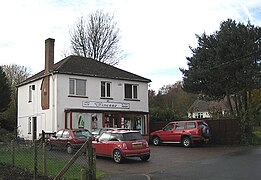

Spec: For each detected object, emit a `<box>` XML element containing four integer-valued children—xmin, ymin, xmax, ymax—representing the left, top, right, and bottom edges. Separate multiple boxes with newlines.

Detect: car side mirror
<box><xmin>96</xmin><ymin>138</ymin><xmax>99</xmax><ymax>142</ymax></box>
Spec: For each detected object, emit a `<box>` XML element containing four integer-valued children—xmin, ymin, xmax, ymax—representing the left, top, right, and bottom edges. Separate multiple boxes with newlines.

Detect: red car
<box><xmin>150</xmin><ymin>120</ymin><xmax>211</xmax><ymax>147</ymax></box>
<box><xmin>92</xmin><ymin>130</ymin><xmax>150</xmax><ymax>163</ymax></box>
<box><xmin>46</xmin><ymin>129</ymin><xmax>92</xmax><ymax>154</ymax></box>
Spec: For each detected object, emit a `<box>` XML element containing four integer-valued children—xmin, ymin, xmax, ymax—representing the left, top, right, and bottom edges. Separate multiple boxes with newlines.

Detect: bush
<box><xmin>0</xmin><ymin>128</ymin><xmax>15</xmax><ymax>142</ymax></box>
<box><xmin>253</xmin><ymin>126</ymin><xmax>261</xmax><ymax>145</ymax></box>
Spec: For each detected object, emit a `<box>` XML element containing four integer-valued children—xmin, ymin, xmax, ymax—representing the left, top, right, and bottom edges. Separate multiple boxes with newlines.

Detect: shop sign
<box><xmin>82</xmin><ymin>101</ymin><xmax>130</xmax><ymax>109</ymax></box>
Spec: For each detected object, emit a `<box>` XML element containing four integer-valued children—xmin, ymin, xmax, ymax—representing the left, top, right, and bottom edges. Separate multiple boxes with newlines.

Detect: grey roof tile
<box><xmin>19</xmin><ymin>56</ymin><xmax>151</xmax><ymax>86</ymax></box>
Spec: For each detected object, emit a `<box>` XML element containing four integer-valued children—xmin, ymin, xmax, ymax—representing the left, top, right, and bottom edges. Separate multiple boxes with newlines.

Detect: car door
<box><xmin>160</xmin><ymin>123</ymin><xmax>175</xmax><ymax>141</ymax></box>
<box><xmin>173</xmin><ymin>122</ymin><xmax>185</xmax><ymax>141</ymax></box>
<box><xmin>93</xmin><ymin>132</ymin><xmax>111</xmax><ymax>155</ymax></box>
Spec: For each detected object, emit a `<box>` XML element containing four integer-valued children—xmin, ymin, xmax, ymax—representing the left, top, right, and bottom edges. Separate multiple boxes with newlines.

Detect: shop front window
<box><xmin>65</xmin><ymin>112</ymin><xmax>102</xmax><ymax>131</ymax></box>
<box><xmin>121</xmin><ymin>114</ymin><xmax>146</xmax><ymax>134</ymax></box>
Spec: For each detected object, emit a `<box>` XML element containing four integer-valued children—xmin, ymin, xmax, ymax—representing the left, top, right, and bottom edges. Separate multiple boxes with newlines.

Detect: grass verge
<box><xmin>0</xmin><ymin>145</ymin><xmax>105</xmax><ymax>179</ymax></box>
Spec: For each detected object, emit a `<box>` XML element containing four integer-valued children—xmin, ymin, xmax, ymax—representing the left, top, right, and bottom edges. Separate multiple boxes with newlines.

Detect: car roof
<box><xmin>169</xmin><ymin>120</ymin><xmax>206</xmax><ymax>123</ymax></box>
<box><xmin>101</xmin><ymin>127</ymin><xmax>130</xmax><ymax>130</ymax></box>
<box><xmin>108</xmin><ymin>130</ymin><xmax>140</xmax><ymax>134</ymax></box>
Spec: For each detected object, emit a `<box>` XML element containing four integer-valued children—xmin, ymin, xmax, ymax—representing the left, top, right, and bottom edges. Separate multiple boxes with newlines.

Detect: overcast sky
<box><xmin>1</xmin><ymin>0</ymin><xmax>261</xmax><ymax>91</ymax></box>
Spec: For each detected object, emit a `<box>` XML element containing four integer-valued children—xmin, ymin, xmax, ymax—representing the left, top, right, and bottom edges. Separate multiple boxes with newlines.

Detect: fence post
<box><xmin>43</xmin><ymin>142</ymin><xmax>47</xmax><ymax>176</ymax></box>
<box><xmin>93</xmin><ymin>148</ymin><xmax>96</xmax><ymax>180</ymax></box>
<box><xmin>34</xmin><ymin>140</ymin><xmax>38</xmax><ymax>180</ymax></box>
<box><xmin>80</xmin><ymin>168</ymin><xmax>86</xmax><ymax>180</ymax></box>
<box><xmin>11</xmin><ymin>140</ymin><xmax>15</xmax><ymax>167</ymax></box>
<box><xmin>42</xmin><ymin>130</ymin><xmax>45</xmax><ymax>143</ymax></box>
<box><xmin>87</xmin><ymin>138</ymin><xmax>96</xmax><ymax>180</ymax></box>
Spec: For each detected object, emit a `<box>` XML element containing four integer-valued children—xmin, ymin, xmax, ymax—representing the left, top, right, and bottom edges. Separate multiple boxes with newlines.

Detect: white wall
<box><xmin>57</xmin><ymin>74</ymin><xmax>148</xmax><ymax>111</ymax></box>
<box><xmin>18</xmin><ymin>73</ymin><xmax>149</xmax><ymax>140</ymax></box>
<box><xmin>17</xmin><ymin>75</ymin><xmax>55</xmax><ymax>140</ymax></box>
<box><xmin>56</xmin><ymin>74</ymin><xmax>149</xmax><ymax>129</ymax></box>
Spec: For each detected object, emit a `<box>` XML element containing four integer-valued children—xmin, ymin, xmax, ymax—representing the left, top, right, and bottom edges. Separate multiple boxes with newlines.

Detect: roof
<box><xmin>18</xmin><ymin>55</ymin><xmax>151</xmax><ymax>86</ymax></box>
<box><xmin>188</xmin><ymin>99</ymin><xmax>228</xmax><ymax>112</ymax></box>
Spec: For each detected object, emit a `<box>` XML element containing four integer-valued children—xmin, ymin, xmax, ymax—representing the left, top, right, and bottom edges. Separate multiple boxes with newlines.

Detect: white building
<box><xmin>17</xmin><ymin>38</ymin><xmax>151</xmax><ymax>140</ymax></box>
<box><xmin>187</xmin><ymin>99</ymin><xmax>228</xmax><ymax>119</ymax></box>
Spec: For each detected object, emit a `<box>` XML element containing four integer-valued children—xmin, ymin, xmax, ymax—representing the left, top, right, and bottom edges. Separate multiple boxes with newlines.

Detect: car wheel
<box><xmin>182</xmin><ymin>137</ymin><xmax>191</xmax><ymax>147</ymax></box>
<box><xmin>152</xmin><ymin>136</ymin><xmax>161</xmax><ymax>146</ymax></box>
<box><xmin>46</xmin><ymin>142</ymin><xmax>52</xmax><ymax>151</ymax></box>
<box><xmin>67</xmin><ymin>144</ymin><xmax>74</xmax><ymax>154</ymax></box>
<box><xmin>140</xmin><ymin>154</ymin><xmax>150</xmax><ymax>161</ymax></box>
<box><xmin>113</xmin><ymin>149</ymin><xmax>124</xmax><ymax>163</ymax></box>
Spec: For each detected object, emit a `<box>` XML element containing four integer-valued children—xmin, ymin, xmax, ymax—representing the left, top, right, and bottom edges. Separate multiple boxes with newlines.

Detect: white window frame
<box><xmin>28</xmin><ymin>85</ymin><xmax>33</xmax><ymax>102</ymax></box>
<box><xmin>69</xmin><ymin>78</ymin><xmax>87</xmax><ymax>96</ymax></box>
<box><xmin>124</xmin><ymin>83</ymin><xmax>138</xmax><ymax>100</ymax></box>
<box><xmin>101</xmin><ymin>81</ymin><xmax>111</xmax><ymax>98</ymax></box>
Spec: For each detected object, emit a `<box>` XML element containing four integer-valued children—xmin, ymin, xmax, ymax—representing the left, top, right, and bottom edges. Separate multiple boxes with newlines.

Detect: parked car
<box><xmin>46</xmin><ymin>129</ymin><xmax>92</xmax><ymax>154</ymax></box>
<box><xmin>150</xmin><ymin>120</ymin><xmax>211</xmax><ymax>147</ymax></box>
<box><xmin>92</xmin><ymin>130</ymin><xmax>150</xmax><ymax>163</ymax></box>
<box><xmin>91</xmin><ymin>128</ymin><xmax>130</xmax><ymax>138</ymax></box>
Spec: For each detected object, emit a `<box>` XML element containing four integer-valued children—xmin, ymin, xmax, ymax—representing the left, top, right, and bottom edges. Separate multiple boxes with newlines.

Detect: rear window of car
<box><xmin>74</xmin><ymin>130</ymin><xmax>92</xmax><ymax>138</ymax></box>
<box><xmin>120</xmin><ymin>132</ymin><xmax>144</xmax><ymax>141</ymax></box>
<box><xmin>56</xmin><ymin>130</ymin><xmax>63</xmax><ymax>138</ymax></box>
<box><xmin>62</xmin><ymin>130</ymin><xmax>69</xmax><ymax>138</ymax></box>
<box><xmin>186</xmin><ymin>122</ymin><xmax>196</xmax><ymax>129</ymax></box>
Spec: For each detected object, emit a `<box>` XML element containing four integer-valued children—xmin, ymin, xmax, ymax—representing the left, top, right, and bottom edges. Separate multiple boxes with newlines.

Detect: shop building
<box><xmin>17</xmin><ymin>38</ymin><xmax>151</xmax><ymax>141</ymax></box>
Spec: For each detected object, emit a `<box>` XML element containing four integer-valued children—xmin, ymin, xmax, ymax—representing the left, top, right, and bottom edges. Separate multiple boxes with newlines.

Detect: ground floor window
<box><xmin>120</xmin><ymin>114</ymin><xmax>146</xmax><ymax>134</ymax></box>
<box><xmin>65</xmin><ymin>112</ymin><xmax>102</xmax><ymax>130</ymax></box>
<box><xmin>65</xmin><ymin>110</ymin><xmax>149</xmax><ymax>135</ymax></box>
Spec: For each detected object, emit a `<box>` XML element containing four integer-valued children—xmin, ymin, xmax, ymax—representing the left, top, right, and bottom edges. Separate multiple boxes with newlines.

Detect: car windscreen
<box><xmin>74</xmin><ymin>130</ymin><xmax>92</xmax><ymax>138</ymax></box>
<box><xmin>120</xmin><ymin>132</ymin><xmax>144</xmax><ymax>141</ymax></box>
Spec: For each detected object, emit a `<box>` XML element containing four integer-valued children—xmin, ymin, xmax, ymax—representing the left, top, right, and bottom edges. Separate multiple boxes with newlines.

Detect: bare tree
<box><xmin>70</xmin><ymin>10</ymin><xmax>122</xmax><ymax>65</ymax></box>
<box><xmin>3</xmin><ymin>64</ymin><xmax>31</xmax><ymax>104</ymax></box>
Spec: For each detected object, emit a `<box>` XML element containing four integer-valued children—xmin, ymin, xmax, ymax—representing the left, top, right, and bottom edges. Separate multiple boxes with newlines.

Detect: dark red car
<box><xmin>46</xmin><ymin>129</ymin><xmax>92</xmax><ymax>154</ymax></box>
<box><xmin>150</xmin><ymin>120</ymin><xmax>211</xmax><ymax>147</ymax></box>
<box><xmin>92</xmin><ymin>130</ymin><xmax>150</xmax><ymax>163</ymax></box>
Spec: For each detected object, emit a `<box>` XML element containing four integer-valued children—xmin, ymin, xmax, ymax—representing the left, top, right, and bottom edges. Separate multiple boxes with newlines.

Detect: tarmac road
<box><xmin>46</xmin><ymin>144</ymin><xmax>261</xmax><ymax>179</ymax></box>
<box><xmin>98</xmin><ymin>145</ymin><xmax>261</xmax><ymax>180</ymax></box>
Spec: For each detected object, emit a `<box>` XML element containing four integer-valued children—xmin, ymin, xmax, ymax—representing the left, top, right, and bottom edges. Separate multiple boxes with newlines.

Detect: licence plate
<box><xmin>132</xmin><ymin>142</ymin><xmax>142</xmax><ymax>149</ymax></box>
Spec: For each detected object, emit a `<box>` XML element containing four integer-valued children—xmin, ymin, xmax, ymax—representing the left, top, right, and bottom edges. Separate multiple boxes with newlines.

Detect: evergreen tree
<box><xmin>180</xmin><ymin>19</ymin><xmax>261</xmax><ymax>144</ymax></box>
<box><xmin>0</xmin><ymin>66</ymin><xmax>11</xmax><ymax>112</ymax></box>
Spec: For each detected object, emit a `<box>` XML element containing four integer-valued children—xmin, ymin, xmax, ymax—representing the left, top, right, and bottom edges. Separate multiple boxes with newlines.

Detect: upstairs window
<box><xmin>28</xmin><ymin>85</ymin><xmax>35</xmax><ymax>102</ymax></box>
<box><xmin>69</xmin><ymin>78</ymin><xmax>87</xmax><ymax>96</ymax></box>
<box><xmin>101</xmin><ymin>81</ymin><xmax>111</xmax><ymax>98</ymax></box>
<box><xmin>124</xmin><ymin>84</ymin><xmax>138</xmax><ymax>100</ymax></box>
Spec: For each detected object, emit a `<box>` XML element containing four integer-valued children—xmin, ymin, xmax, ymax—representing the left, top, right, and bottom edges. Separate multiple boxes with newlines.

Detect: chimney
<box><xmin>45</xmin><ymin>38</ymin><xmax>55</xmax><ymax>74</ymax></box>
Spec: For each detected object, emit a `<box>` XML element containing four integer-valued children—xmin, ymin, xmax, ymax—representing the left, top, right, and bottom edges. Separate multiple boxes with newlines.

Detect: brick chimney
<box><xmin>45</xmin><ymin>38</ymin><xmax>55</xmax><ymax>74</ymax></box>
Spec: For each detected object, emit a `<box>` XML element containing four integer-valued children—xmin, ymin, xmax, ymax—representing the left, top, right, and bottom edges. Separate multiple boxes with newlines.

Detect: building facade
<box><xmin>17</xmin><ymin>38</ymin><xmax>151</xmax><ymax>140</ymax></box>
